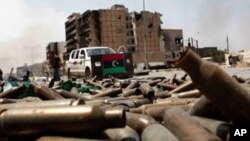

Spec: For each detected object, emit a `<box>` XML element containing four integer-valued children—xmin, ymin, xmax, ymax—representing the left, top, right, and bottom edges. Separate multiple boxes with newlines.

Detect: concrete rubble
<box><xmin>0</xmin><ymin>49</ymin><xmax>250</xmax><ymax>141</ymax></box>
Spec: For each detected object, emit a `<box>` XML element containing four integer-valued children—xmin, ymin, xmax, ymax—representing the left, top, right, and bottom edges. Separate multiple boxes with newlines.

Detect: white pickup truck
<box><xmin>66</xmin><ymin>47</ymin><xmax>116</xmax><ymax>78</ymax></box>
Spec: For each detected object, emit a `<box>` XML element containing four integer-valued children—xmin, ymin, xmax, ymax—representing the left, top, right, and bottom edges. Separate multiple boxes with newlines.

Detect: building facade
<box><xmin>65</xmin><ymin>5</ymin><xmax>182</xmax><ymax>64</ymax></box>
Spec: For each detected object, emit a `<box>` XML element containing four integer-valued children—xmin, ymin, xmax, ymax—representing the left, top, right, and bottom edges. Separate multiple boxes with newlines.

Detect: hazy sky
<box><xmin>0</xmin><ymin>0</ymin><xmax>250</xmax><ymax>72</ymax></box>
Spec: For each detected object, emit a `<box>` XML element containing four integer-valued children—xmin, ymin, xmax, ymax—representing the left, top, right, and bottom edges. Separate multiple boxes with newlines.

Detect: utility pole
<box><xmin>226</xmin><ymin>36</ymin><xmax>229</xmax><ymax>53</ymax></box>
<box><xmin>196</xmin><ymin>40</ymin><xmax>199</xmax><ymax>55</ymax></box>
<box><xmin>143</xmin><ymin>0</ymin><xmax>149</xmax><ymax>69</ymax></box>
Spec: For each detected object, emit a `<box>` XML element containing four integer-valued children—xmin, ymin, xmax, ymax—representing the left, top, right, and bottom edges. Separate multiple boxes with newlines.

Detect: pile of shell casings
<box><xmin>1</xmin><ymin>49</ymin><xmax>250</xmax><ymax>141</ymax></box>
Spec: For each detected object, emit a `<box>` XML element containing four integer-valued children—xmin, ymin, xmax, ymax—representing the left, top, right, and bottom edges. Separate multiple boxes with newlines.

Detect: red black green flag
<box><xmin>103</xmin><ymin>54</ymin><xmax>126</xmax><ymax>75</ymax></box>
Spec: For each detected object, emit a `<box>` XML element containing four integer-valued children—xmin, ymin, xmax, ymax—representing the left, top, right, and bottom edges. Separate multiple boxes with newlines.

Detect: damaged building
<box><xmin>65</xmin><ymin>5</ymin><xmax>183</xmax><ymax>64</ymax></box>
<box><xmin>161</xmin><ymin>29</ymin><xmax>184</xmax><ymax>63</ymax></box>
<box><xmin>46</xmin><ymin>41</ymin><xmax>66</xmax><ymax>75</ymax></box>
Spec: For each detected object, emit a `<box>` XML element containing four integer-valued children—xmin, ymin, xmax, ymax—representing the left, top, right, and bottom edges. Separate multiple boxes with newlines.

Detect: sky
<box><xmin>0</xmin><ymin>0</ymin><xmax>250</xmax><ymax>73</ymax></box>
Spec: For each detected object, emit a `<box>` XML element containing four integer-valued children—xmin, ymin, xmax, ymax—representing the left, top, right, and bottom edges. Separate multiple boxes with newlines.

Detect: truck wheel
<box><xmin>85</xmin><ymin>68</ymin><xmax>92</xmax><ymax>79</ymax></box>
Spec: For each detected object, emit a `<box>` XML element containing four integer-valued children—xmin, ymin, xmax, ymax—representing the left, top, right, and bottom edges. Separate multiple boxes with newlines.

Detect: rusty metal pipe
<box><xmin>0</xmin><ymin>106</ymin><xmax>126</xmax><ymax>137</ymax></box>
<box><xmin>163</xmin><ymin>107</ymin><xmax>222</xmax><ymax>141</ymax></box>
<box><xmin>176</xmin><ymin>49</ymin><xmax>250</xmax><ymax>124</ymax></box>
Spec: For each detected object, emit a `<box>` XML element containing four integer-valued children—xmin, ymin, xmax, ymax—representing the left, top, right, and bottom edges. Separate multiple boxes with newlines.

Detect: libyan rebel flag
<box><xmin>103</xmin><ymin>54</ymin><xmax>126</xmax><ymax>75</ymax></box>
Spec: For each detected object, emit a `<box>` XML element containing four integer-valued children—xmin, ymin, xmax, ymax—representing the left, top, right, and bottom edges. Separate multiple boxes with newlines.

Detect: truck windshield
<box><xmin>86</xmin><ymin>48</ymin><xmax>115</xmax><ymax>56</ymax></box>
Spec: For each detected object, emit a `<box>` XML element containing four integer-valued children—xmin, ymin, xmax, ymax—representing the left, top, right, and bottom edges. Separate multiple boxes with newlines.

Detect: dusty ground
<box><xmin>134</xmin><ymin>67</ymin><xmax>250</xmax><ymax>80</ymax></box>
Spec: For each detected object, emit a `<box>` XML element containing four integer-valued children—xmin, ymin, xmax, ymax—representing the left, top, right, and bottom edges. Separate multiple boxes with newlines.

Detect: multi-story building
<box><xmin>46</xmin><ymin>41</ymin><xmax>66</xmax><ymax>74</ymax></box>
<box><xmin>65</xmin><ymin>13</ymin><xmax>81</xmax><ymax>57</ymax></box>
<box><xmin>65</xmin><ymin>5</ymin><xmax>182</xmax><ymax>64</ymax></box>
<box><xmin>239</xmin><ymin>50</ymin><xmax>250</xmax><ymax>65</ymax></box>
<box><xmin>160</xmin><ymin>29</ymin><xmax>183</xmax><ymax>62</ymax></box>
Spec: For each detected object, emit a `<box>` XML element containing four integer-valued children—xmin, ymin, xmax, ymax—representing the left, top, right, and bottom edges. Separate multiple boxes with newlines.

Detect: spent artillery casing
<box><xmin>181</xmin><ymin>73</ymin><xmax>188</xmax><ymax>81</ymax></box>
<box><xmin>154</xmin><ymin>91</ymin><xmax>171</xmax><ymax>99</ymax></box>
<box><xmin>128</xmin><ymin>95</ymin><xmax>144</xmax><ymax>99</ymax></box>
<box><xmin>155</xmin><ymin>97</ymin><xmax>197</xmax><ymax>105</ymax></box>
<box><xmin>104</xmin><ymin>97</ymin><xmax>127</xmax><ymax>104</ymax></box>
<box><xmin>126</xmin><ymin>112</ymin><xmax>178</xmax><ymax>141</ymax></box>
<box><xmin>157</xmin><ymin>82</ymin><xmax>177</xmax><ymax>91</ymax></box>
<box><xmin>129</xmin><ymin>100</ymin><xmax>194</xmax><ymax>113</ymax></box>
<box><xmin>148</xmin><ymin>79</ymin><xmax>162</xmax><ymax>87</ymax></box>
<box><xmin>141</xmin><ymin>124</ymin><xmax>178</xmax><ymax>141</ymax></box>
<box><xmin>169</xmin><ymin>80</ymin><xmax>194</xmax><ymax>94</ymax></box>
<box><xmin>131</xmin><ymin>98</ymin><xmax>152</xmax><ymax>107</ymax></box>
<box><xmin>139</xmin><ymin>83</ymin><xmax>154</xmax><ymax>98</ymax></box>
<box><xmin>0</xmin><ymin>98</ymin><xmax>18</xmax><ymax>104</ymax></box>
<box><xmin>104</xmin><ymin>126</ymin><xmax>140</xmax><ymax>141</ymax></box>
<box><xmin>0</xmin><ymin>99</ymin><xmax>84</xmax><ymax>109</ymax></box>
<box><xmin>163</xmin><ymin>107</ymin><xmax>222</xmax><ymax>141</ymax></box>
<box><xmin>36</xmin><ymin>136</ymin><xmax>110</xmax><ymax>141</ymax></box>
<box><xmin>70</xmin><ymin>87</ymin><xmax>79</xmax><ymax>95</ymax></box>
<box><xmin>141</xmin><ymin>105</ymin><xmax>191</xmax><ymax>121</ymax></box>
<box><xmin>189</xmin><ymin>96</ymin><xmax>228</xmax><ymax>120</ymax></box>
<box><xmin>121</xmin><ymin>88</ymin><xmax>141</xmax><ymax>97</ymax></box>
<box><xmin>86</xmin><ymin>80</ymin><xmax>105</xmax><ymax>90</ymax></box>
<box><xmin>0</xmin><ymin>106</ymin><xmax>125</xmax><ymax>136</ymax></box>
<box><xmin>192</xmin><ymin>116</ymin><xmax>230</xmax><ymax>141</ymax></box>
<box><xmin>31</xmin><ymin>82</ymin><xmax>64</xmax><ymax>100</ymax></box>
<box><xmin>232</xmin><ymin>75</ymin><xmax>246</xmax><ymax>83</ymax></box>
<box><xmin>56</xmin><ymin>89</ymin><xmax>87</xmax><ymax>101</ymax></box>
<box><xmin>108</xmin><ymin>100</ymin><xmax>136</xmax><ymax>108</ymax></box>
<box><xmin>176</xmin><ymin>49</ymin><xmax>250</xmax><ymax>124</ymax></box>
<box><xmin>126</xmin><ymin>80</ymin><xmax>139</xmax><ymax>89</ymax></box>
<box><xmin>172</xmin><ymin>77</ymin><xmax>184</xmax><ymax>85</ymax></box>
<box><xmin>0</xmin><ymin>85</ymin><xmax>24</xmax><ymax>98</ymax></box>
<box><xmin>102</xmin><ymin>81</ymin><xmax>112</xmax><ymax>88</ymax></box>
<box><xmin>92</xmin><ymin>88</ymin><xmax>122</xmax><ymax>98</ymax></box>
<box><xmin>173</xmin><ymin>89</ymin><xmax>202</xmax><ymax>98</ymax></box>
<box><xmin>126</xmin><ymin>112</ymin><xmax>157</xmax><ymax>132</ymax></box>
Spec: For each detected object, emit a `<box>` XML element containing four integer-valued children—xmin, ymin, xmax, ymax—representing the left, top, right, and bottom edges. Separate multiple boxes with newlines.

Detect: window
<box><xmin>86</xmin><ymin>48</ymin><xmax>115</xmax><ymax>56</ymax></box>
<box><xmin>79</xmin><ymin>50</ymin><xmax>85</xmax><ymax>59</ymax></box>
<box><xmin>71</xmin><ymin>51</ymin><xmax>76</xmax><ymax>59</ymax></box>
<box><xmin>74</xmin><ymin>50</ymin><xmax>79</xmax><ymax>59</ymax></box>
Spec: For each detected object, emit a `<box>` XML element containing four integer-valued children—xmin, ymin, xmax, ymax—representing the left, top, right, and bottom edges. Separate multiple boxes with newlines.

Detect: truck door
<box><xmin>68</xmin><ymin>50</ymin><xmax>77</xmax><ymax>73</ymax></box>
<box><xmin>78</xmin><ymin>49</ymin><xmax>86</xmax><ymax>73</ymax></box>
